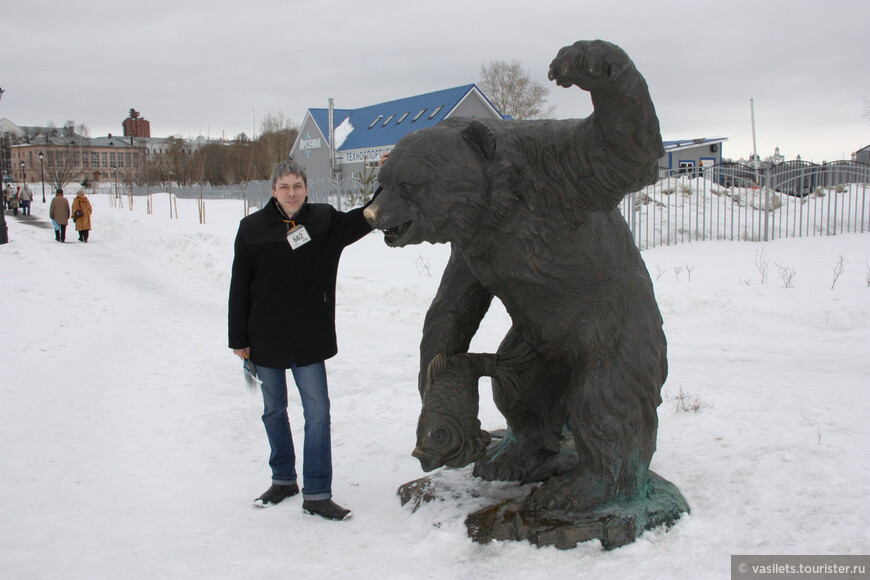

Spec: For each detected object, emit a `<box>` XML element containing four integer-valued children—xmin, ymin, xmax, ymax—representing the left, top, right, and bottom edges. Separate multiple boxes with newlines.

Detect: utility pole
<box><xmin>750</xmin><ymin>98</ymin><xmax>760</xmax><ymax>182</ymax></box>
<box><xmin>328</xmin><ymin>98</ymin><xmax>336</xmax><ymax>181</ymax></box>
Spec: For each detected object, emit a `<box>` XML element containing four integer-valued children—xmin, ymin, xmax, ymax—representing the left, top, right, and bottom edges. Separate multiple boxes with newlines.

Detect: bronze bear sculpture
<box><xmin>365</xmin><ymin>39</ymin><xmax>688</xmax><ymax>548</ymax></box>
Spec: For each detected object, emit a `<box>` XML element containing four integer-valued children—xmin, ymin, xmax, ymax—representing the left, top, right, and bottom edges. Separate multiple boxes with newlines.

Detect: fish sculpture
<box><xmin>413</xmin><ymin>348</ymin><xmax>530</xmax><ymax>472</ymax></box>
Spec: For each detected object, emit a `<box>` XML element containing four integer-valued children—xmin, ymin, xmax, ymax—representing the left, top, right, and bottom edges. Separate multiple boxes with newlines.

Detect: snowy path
<box><xmin>2</xmin><ymin>197</ymin><xmax>868</xmax><ymax>579</ymax></box>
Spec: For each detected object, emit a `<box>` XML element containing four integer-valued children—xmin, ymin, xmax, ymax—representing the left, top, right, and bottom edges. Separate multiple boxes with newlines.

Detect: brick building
<box><xmin>11</xmin><ymin>131</ymin><xmax>143</xmax><ymax>186</ymax></box>
<box><xmin>122</xmin><ymin>109</ymin><xmax>151</xmax><ymax>138</ymax></box>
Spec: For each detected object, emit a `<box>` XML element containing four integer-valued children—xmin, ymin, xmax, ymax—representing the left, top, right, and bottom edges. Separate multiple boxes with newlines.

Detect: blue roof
<box><xmin>308</xmin><ymin>84</ymin><xmax>502</xmax><ymax>151</ymax></box>
<box><xmin>664</xmin><ymin>137</ymin><xmax>727</xmax><ymax>150</ymax></box>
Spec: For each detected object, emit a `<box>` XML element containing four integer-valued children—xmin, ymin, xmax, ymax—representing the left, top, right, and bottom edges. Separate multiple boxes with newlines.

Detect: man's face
<box><xmin>272</xmin><ymin>173</ymin><xmax>307</xmax><ymax>217</ymax></box>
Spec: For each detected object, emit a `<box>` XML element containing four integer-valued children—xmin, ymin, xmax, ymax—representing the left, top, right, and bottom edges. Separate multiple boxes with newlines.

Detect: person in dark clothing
<box><xmin>228</xmin><ymin>159</ymin><xmax>374</xmax><ymax>521</ymax></box>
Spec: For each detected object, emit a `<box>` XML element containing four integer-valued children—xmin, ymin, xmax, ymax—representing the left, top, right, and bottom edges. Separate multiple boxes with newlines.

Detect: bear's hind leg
<box><xmin>473</xmin><ymin>328</ymin><xmax>567</xmax><ymax>482</ymax></box>
<box><xmin>530</xmin><ymin>358</ymin><xmax>660</xmax><ymax>515</ymax></box>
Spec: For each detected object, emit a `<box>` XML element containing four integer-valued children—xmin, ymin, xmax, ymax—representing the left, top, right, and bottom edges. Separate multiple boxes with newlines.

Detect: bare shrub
<box><xmin>831</xmin><ymin>255</ymin><xmax>845</xmax><ymax>290</ymax></box>
<box><xmin>755</xmin><ymin>247</ymin><xmax>769</xmax><ymax>284</ymax></box>
<box><xmin>662</xmin><ymin>386</ymin><xmax>707</xmax><ymax>413</ymax></box>
<box><xmin>679</xmin><ymin>181</ymin><xmax>693</xmax><ymax>196</ymax></box>
<box><xmin>776</xmin><ymin>262</ymin><xmax>796</xmax><ymax>288</ymax></box>
<box><xmin>415</xmin><ymin>254</ymin><xmax>432</xmax><ymax>278</ymax></box>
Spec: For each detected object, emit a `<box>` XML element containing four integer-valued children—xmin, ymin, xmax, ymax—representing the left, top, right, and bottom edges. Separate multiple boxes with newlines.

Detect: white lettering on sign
<box><xmin>300</xmin><ymin>138</ymin><xmax>322</xmax><ymax>152</ymax></box>
<box><xmin>299</xmin><ymin>131</ymin><xmax>323</xmax><ymax>158</ymax></box>
<box><xmin>345</xmin><ymin>147</ymin><xmax>392</xmax><ymax>163</ymax></box>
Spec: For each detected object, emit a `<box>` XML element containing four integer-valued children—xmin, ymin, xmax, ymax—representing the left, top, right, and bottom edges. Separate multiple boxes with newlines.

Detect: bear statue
<box><xmin>365</xmin><ymin>39</ymin><xmax>688</xmax><ymax>548</ymax></box>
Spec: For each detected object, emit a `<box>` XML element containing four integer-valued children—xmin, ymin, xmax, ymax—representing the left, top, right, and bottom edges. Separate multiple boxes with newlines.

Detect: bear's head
<box><xmin>364</xmin><ymin>118</ymin><xmax>502</xmax><ymax>247</ymax></box>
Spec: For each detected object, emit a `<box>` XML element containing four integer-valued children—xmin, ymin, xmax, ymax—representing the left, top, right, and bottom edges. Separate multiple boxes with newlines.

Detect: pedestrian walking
<box><xmin>19</xmin><ymin>186</ymin><xmax>33</xmax><ymax>215</ymax></box>
<box><xmin>10</xmin><ymin>187</ymin><xmax>20</xmax><ymax>216</ymax></box>
<box><xmin>71</xmin><ymin>190</ymin><xmax>93</xmax><ymax>242</ymax></box>
<box><xmin>49</xmin><ymin>188</ymin><xmax>70</xmax><ymax>242</ymax></box>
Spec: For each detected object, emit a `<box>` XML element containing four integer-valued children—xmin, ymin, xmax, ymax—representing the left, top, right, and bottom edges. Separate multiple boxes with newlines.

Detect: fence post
<box><xmin>627</xmin><ymin>191</ymin><xmax>637</xmax><ymax>247</ymax></box>
<box><xmin>762</xmin><ymin>171</ymin><xmax>771</xmax><ymax>242</ymax></box>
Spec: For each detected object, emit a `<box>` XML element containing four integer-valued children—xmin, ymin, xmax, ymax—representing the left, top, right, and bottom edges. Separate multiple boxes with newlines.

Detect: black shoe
<box><xmin>253</xmin><ymin>482</ymin><xmax>299</xmax><ymax>508</ymax></box>
<box><xmin>302</xmin><ymin>499</ymin><xmax>352</xmax><ymax>521</ymax></box>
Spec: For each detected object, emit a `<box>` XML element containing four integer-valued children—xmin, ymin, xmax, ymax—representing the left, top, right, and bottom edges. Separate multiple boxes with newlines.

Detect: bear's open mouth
<box><xmin>383</xmin><ymin>220</ymin><xmax>412</xmax><ymax>244</ymax></box>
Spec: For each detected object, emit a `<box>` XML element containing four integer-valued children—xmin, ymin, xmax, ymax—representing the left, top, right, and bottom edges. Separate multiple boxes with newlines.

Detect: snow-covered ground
<box><xmin>1</xmin><ymin>193</ymin><xmax>868</xmax><ymax>579</ymax></box>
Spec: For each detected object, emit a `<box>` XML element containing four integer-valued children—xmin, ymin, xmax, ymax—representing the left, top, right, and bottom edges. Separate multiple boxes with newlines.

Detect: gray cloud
<box><xmin>3</xmin><ymin>0</ymin><xmax>868</xmax><ymax>162</ymax></box>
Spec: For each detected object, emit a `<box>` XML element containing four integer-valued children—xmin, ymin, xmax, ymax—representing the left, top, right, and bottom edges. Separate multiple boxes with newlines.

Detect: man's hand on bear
<box><xmin>548</xmin><ymin>39</ymin><xmax>633</xmax><ymax>92</ymax></box>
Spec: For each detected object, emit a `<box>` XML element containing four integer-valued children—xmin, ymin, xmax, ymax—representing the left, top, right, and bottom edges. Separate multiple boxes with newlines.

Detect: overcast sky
<box><xmin>3</xmin><ymin>0</ymin><xmax>868</xmax><ymax>162</ymax></box>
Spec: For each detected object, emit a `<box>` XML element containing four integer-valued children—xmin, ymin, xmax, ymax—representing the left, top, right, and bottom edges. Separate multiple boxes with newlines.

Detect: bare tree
<box><xmin>45</xmin><ymin>141</ymin><xmax>83</xmax><ymax>191</ymax></box>
<box><xmin>479</xmin><ymin>60</ymin><xmax>554</xmax><ymax>120</ymax></box>
<box><xmin>165</xmin><ymin>137</ymin><xmax>191</xmax><ymax>186</ymax></box>
<box><xmin>257</xmin><ymin>112</ymin><xmax>298</xmax><ymax>175</ymax></box>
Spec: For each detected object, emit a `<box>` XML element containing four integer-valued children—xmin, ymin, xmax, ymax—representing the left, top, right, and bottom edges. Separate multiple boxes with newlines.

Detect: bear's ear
<box><xmin>461</xmin><ymin>120</ymin><xmax>496</xmax><ymax>162</ymax></box>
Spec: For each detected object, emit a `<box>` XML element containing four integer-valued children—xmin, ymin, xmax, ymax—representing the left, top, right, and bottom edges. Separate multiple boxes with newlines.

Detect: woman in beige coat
<box><xmin>71</xmin><ymin>190</ymin><xmax>93</xmax><ymax>242</ymax></box>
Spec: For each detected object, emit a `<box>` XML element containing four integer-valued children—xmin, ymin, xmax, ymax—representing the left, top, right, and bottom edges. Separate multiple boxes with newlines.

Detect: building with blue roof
<box><xmin>661</xmin><ymin>137</ymin><xmax>728</xmax><ymax>173</ymax></box>
<box><xmin>290</xmin><ymin>84</ymin><xmax>505</xmax><ymax>182</ymax></box>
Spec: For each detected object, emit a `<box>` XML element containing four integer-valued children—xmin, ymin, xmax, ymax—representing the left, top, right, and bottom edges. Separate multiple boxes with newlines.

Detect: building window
<box><xmin>428</xmin><ymin>105</ymin><xmax>443</xmax><ymax>119</ymax></box>
<box><xmin>101</xmin><ymin>152</ymin><xmax>108</xmax><ymax>167</ymax></box>
<box><xmin>82</xmin><ymin>152</ymin><xmax>88</xmax><ymax>167</ymax></box>
<box><xmin>91</xmin><ymin>152</ymin><xmax>99</xmax><ymax>166</ymax></box>
<box><xmin>125</xmin><ymin>153</ymin><xmax>131</xmax><ymax>167</ymax></box>
<box><xmin>678</xmin><ymin>161</ymin><xmax>695</xmax><ymax>175</ymax></box>
<box><xmin>133</xmin><ymin>153</ymin><xmax>139</xmax><ymax>168</ymax></box>
<box><xmin>396</xmin><ymin>111</ymin><xmax>410</xmax><ymax>124</ymax></box>
<box><xmin>369</xmin><ymin>115</ymin><xmax>383</xmax><ymax>129</ymax></box>
<box><xmin>412</xmin><ymin>109</ymin><xmax>426</xmax><ymax>122</ymax></box>
<box><xmin>110</xmin><ymin>152</ymin><xmax>116</xmax><ymax>166</ymax></box>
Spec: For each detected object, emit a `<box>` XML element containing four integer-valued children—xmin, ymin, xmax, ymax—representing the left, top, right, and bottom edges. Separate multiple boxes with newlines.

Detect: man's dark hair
<box><xmin>271</xmin><ymin>160</ymin><xmax>308</xmax><ymax>189</ymax></box>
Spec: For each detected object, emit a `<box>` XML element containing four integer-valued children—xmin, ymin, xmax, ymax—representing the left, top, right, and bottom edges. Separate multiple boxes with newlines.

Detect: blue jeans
<box><xmin>255</xmin><ymin>362</ymin><xmax>332</xmax><ymax>501</ymax></box>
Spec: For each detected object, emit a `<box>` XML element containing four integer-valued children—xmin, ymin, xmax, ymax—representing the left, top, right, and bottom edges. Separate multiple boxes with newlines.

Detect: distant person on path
<box><xmin>228</xmin><ymin>159</ymin><xmax>375</xmax><ymax>520</ymax></box>
<box><xmin>10</xmin><ymin>187</ymin><xmax>20</xmax><ymax>215</ymax></box>
<box><xmin>9</xmin><ymin>187</ymin><xmax>21</xmax><ymax>215</ymax></box>
<box><xmin>71</xmin><ymin>190</ymin><xmax>93</xmax><ymax>242</ymax></box>
<box><xmin>19</xmin><ymin>186</ymin><xmax>33</xmax><ymax>215</ymax></box>
<box><xmin>49</xmin><ymin>188</ymin><xmax>70</xmax><ymax>242</ymax></box>
<box><xmin>3</xmin><ymin>185</ymin><xmax>12</xmax><ymax>211</ymax></box>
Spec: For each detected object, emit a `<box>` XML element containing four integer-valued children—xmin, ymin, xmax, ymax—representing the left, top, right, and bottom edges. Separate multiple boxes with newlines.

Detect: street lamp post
<box><xmin>20</xmin><ymin>160</ymin><xmax>25</xmax><ymax>184</ymax></box>
<box><xmin>39</xmin><ymin>152</ymin><xmax>45</xmax><ymax>202</ymax></box>
<box><xmin>113</xmin><ymin>166</ymin><xmax>118</xmax><ymax>199</ymax></box>
<box><xmin>0</xmin><ymin>171</ymin><xmax>8</xmax><ymax>244</ymax></box>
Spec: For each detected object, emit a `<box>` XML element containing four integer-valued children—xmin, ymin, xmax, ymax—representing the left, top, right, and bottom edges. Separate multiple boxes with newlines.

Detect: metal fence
<box><xmin>121</xmin><ymin>161</ymin><xmax>869</xmax><ymax>251</ymax></box>
<box><xmin>130</xmin><ymin>180</ymin><xmax>274</xmax><ymax>207</ymax></box>
<box><xmin>620</xmin><ymin>161</ymin><xmax>870</xmax><ymax>250</ymax></box>
<box><xmin>126</xmin><ymin>177</ymin><xmax>373</xmax><ymax>212</ymax></box>
<box><xmin>307</xmin><ymin>177</ymin><xmax>375</xmax><ymax>211</ymax></box>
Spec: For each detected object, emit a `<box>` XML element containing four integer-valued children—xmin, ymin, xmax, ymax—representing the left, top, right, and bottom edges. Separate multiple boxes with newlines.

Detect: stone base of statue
<box><xmin>464</xmin><ymin>470</ymin><xmax>689</xmax><ymax>550</ymax></box>
<box><xmin>398</xmin><ymin>432</ymin><xmax>689</xmax><ymax>551</ymax></box>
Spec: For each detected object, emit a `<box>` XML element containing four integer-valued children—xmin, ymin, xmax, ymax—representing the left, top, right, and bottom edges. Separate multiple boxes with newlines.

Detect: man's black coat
<box><xmin>228</xmin><ymin>198</ymin><xmax>372</xmax><ymax>368</ymax></box>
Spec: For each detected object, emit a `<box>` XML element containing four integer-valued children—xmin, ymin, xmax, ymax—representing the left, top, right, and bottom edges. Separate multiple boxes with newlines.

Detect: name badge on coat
<box><xmin>287</xmin><ymin>225</ymin><xmax>312</xmax><ymax>249</ymax></box>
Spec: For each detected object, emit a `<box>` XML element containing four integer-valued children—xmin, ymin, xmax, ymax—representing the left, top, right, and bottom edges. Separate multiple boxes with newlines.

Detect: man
<box><xmin>49</xmin><ymin>188</ymin><xmax>70</xmax><ymax>242</ymax></box>
<box><xmin>228</xmin><ymin>160</ymin><xmax>373</xmax><ymax>520</ymax></box>
<box><xmin>19</xmin><ymin>185</ymin><xmax>32</xmax><ymax>215</ymax></box>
